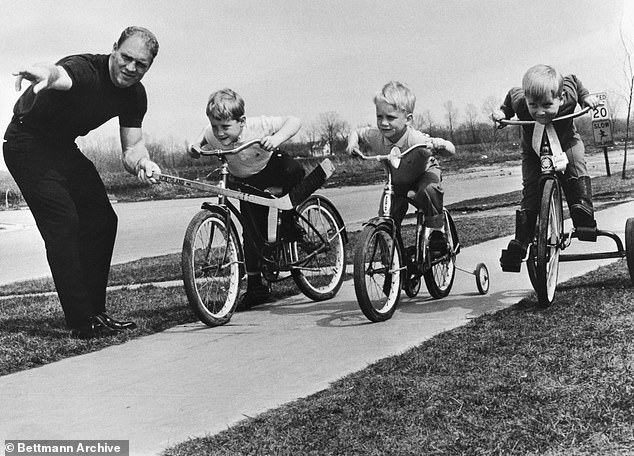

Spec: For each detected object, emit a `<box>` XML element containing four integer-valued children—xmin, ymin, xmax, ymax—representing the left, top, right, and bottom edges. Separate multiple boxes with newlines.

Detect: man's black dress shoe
<box><xmin>95</xmin><ymin>313</ymin><xmax>137</xmax><ymax>331</ymax></box>
<box><xmin>70</xmin><ymin>317</ymin><xmax>114</xmax><ymax>340</ymax></box>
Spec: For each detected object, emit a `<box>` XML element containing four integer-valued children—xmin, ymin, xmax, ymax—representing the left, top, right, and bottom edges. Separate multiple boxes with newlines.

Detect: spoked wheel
<box><xmin>475</xmin><ymin>263</ymin><xmax>490</xmax><ymax>295</ymax></box>
<box><xmin>353</xmin><ymin>223</ymin><xmax>403</xmax><ymax>322</ymax></box>
<box><xmin>535</xmin><ymin>179</ymin><xmax>563</xmax><ymax>308</ymax></box>
<box><xmin>291</xmin><ymin>195</ymin><xmax>346</xmax><ymax>301</ymax></box>
<box><xmin>625</xmin><ymin>218</ymin><xmax>634</xmax><ymax>284</ymax></box>
<box><xmin>182</xmin><ymin>209</ymin><xmax>243</xmax><ymax>327</ymax></box>
<box><xmin>424</xmin><ymin>210</ymin><xmax>457</xmax><ymax>299</ymax></box>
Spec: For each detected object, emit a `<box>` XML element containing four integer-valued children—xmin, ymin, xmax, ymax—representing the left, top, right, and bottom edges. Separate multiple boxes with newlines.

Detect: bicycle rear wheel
<box><xmin>182</xmin><ymin>209</ymin><xmax>242</xmax><ymax>327</ymax></box>
<box><xmin>535</xmin><ymin>179</ymin><xmax>563</xmax><ymax>307</ymax></box>
<box><xmin>353</xmin><ymin>222</ymin><xmax>402</xmax><ymax>322</ymax></box>
<box><xmin>291</xmin><ymin>195</ymin><xmax>346</xmax><ymax>301</ymax></box>
<box><xmin>424</xmin><ymin>210</ymin><xmax>456</xmax><ymax>298</ymax></box>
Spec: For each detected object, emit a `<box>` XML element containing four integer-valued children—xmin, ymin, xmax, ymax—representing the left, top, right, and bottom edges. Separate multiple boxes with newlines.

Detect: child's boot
<box><xmin>238</xmin><ymin>273</ymin><xmax>271</xmax><ymax>310</ymax></box>
<box><xmin>566</xmin><ymin>176</ymin><xmax>597</xmax><ymax>241</ymax></box>
<box><xmin>500</xmin><ymin>210</ymin><xmax>537</xmax><ymax>272</ymax></box>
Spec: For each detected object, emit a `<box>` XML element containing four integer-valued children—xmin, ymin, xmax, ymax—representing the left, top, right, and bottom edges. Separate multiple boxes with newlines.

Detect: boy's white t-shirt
<box><xmin>203</xmin><ymin>116</ymin><xmax>287</xmax><ymax>178</ymax></box>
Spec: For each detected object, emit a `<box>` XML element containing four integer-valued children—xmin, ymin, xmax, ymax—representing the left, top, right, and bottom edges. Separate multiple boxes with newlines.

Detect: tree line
<box><xmin>301</xmin><ymin>94</ymin><xmax>628</xmax><ymax>157</ymax></box>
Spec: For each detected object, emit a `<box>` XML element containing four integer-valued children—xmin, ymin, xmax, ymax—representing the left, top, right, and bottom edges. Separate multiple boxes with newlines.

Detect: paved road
<box><xmin>0</xmin><ymin>164</ymin><xmax>523</xmax><ymax>285</ymax></box>
<box><xmin>0</xmin><ymin>150</ymin><xmax>618</xmax><ymax>285</ymax></box>
<box><xmin>0</xmin><ymin>201</ymin><xmax>630</xmax><ymax>456</ymax></box>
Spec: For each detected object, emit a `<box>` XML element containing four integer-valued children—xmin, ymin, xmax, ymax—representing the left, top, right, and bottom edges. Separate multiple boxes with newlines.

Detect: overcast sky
<box><xmin>0</xmin><ymin>0</ymin><xmax>629</xmax><ymax>169</ymax></box>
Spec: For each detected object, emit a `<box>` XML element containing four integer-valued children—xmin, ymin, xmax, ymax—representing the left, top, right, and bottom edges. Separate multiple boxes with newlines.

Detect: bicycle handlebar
<box><xmin>496</xmin><ymin>106</ymin><xmax>591</xmax><ymax>127</ymax></box>
<box><xmin>190</xmin><ymin>139</ymin><xmax>263</xmax><ymax>157</ymax></box>
<box><xmin>351</xmin><ymin>143</ymin><xmax>430</xmax><ymax>161</ymax></box>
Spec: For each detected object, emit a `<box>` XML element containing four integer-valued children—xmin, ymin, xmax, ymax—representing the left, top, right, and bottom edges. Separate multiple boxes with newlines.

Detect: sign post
<box><xmin>590</xmin><ymin>92</ymin><xmax>613</xmax><ymax>176</ymax></box>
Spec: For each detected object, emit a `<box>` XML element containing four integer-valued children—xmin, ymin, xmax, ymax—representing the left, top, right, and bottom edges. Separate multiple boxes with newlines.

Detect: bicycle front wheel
<box><xmin>535</xmin><ymin>179</ymin><xmax>563</xmax><ymax>307</ymax></box>
<box><xmin>424</xmin><ymin>210</ymin><xmax>456</xmax><ymax>299</ymax></box>
<box><xmin>292</xmin><ymin>195</ymin><xmax>346</xmax><ymax>301</ymax></box>
<box><xmin>353</xmin><ymin>223</ymin><xmax>402</xmax><ymax>322</ymax></box>
<box><xmin>182</xmin><ymin>209</ymin><xmax>243</xmax><ymax>327</ymax></box>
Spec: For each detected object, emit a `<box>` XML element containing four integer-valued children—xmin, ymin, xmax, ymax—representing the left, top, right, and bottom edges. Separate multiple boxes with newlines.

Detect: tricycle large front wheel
<box><xmin>535</xmin><ymin>179</ymin><xmax>563</xmax><ymax>308</ymax></box>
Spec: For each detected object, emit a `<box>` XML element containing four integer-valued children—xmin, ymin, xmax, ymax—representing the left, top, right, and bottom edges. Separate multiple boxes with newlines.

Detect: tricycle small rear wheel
<box><xmin>475</xmin><ymin>263</ymin><xmax>490</xmax><ymax>295</ymax></box>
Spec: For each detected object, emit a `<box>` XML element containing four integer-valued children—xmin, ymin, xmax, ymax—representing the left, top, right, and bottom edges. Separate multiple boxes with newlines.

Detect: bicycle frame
<box><xmin>498</xmin><ymin>106</ymin><xmax>622</xmax><ymax>258</ymax></box>
<box><xmin>353</xmin><ymin>146</ymin><xmax>453</xmax><ymax>274</ymax></box>
<box><xmin>497</xmin><ymin>106</ymin><xmax>631</xmax><ymax>305</ymax></box>
<box><xmin>160</xmin><ymin>141</ymin><xmax>343</xmax><ymax>278</ymax></box>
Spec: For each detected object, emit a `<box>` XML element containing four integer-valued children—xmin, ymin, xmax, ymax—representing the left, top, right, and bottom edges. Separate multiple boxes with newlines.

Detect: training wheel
<box><xmin>475</xmin><ymin>263</ymin><xmax>490</xmax><ymax>295</ymax></box>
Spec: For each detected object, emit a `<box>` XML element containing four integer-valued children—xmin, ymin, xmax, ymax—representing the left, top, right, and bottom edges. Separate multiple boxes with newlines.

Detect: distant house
<box><xmin>310</xmin><ymin>142</ymin><xmax>331</xmax><ymax>157</ymax></box>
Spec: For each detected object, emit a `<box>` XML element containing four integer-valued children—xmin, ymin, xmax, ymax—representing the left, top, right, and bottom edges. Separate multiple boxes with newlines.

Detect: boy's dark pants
<box><xmin>520</xmin><ymin>137</ymin><xmax>594</xmax><ymax>227</ymax></box>
<box><xmin>391</xmin><ymin>167</ymin><xmax>443</xmax><ymax>228</ymax></box>
<box><xmin>237</xmin><ymin>151</ymin><xmax>305</xmax><ymax>275</ymax></box>
<box><xmin>3</xmin><ymin>123</ymin><xmax>117</xmax><ymax>329</ymax></box>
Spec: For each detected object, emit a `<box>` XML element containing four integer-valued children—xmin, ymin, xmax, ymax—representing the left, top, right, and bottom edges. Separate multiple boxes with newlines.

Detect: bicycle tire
<box><xmin>291</xmin><ymin>195</ymin><xmax>346</xmax><ymax>301</ymax></box>
<box><xmin>526</xmin><ymin>243</ymin><xmax>538</xmax><ymax>291</ymax></box>
<box><xmin>424</xmin><ymin>210</ymin><xmax>456</xmax><ymax>299</ymax></box>
<box><xmin>535</xmin><ymin>179</ymin><xmax>563</xmax><ymax>307</ymax></box>
<box><xmin>475</xmin><ymin>263</ymin><xmax>490</xmax><ymax>295</ymax></box>
<box><xmin>182</xmin><ymin>209</ymin><xmax>243</xmax><ymax>327</ymax></box>
<box><xmin>625</xmin><ymin>217</ymin><xmax>634</xmax><ymax>285</ymax></box>
<box><xmin>353</xmin><ymin>222</ymin><xmax>402</xmax><ymax>322</ymax></box>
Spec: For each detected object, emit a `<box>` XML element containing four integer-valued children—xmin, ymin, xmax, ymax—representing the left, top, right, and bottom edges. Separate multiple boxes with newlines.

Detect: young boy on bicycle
<box><xmin>188</xmin><ymin>88</ymin><xmax>305</xmax><ymax>309</ymax></box>
<box><xmin>346</xmin><ymin>81</ymin><xmax>455</xmax><ymax>252</ymax></box>
<box><xmin>492</xmin><ymin>64</ymin><xmax>600</xmax><ymax>272</ymax></box>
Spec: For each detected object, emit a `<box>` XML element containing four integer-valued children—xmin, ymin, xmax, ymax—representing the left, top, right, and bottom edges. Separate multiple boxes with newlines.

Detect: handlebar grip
<box><xmin>188</xmin><ymin>144</ymin><xmax>202</xmax><ymax>158</ymax></box>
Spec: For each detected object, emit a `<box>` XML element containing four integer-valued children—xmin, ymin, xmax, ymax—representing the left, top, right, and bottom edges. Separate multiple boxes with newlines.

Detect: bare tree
<box><xmin>303</xmin><ymin>123</ymin><xmax>320</xmax><ymax>152</ymax></box>
<box><xmin>464</xmin><ymin>103</ymin><xmax>479</xmax><ymax>144</ymax></box>
<box><xmin>315</xmin><ymin>111</ymin><xmax>350</xmax><ymax>154</ymax></box>
<box><xmin>443</xmin><ymin>100</ymin><xmax>458</xmax><ymax>144</ymax></box>
<box><xmin>606</xmin><ymin>90</ymin><xmax>622</xmax><ymax>124</ymax></box>
<box><xmin>414</xmin><ymin>109</ymin><xmax>435</xmax><ymax>136</ymax></box>
<box><xmin>481</xmin><ymin>95</ymin><xmax>504</xmax><ymax>145</ymax></box>
<box><xmin>619</xmin><ymin>24</ymin><xmax>634</xmax><ymax>179</ymax></box>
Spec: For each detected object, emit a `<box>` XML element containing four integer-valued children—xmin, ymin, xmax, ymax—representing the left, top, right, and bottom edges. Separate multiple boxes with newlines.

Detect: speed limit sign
<box><xmin>591</xmin><ymin>92</ymin><xmax>609</xmax><ymax>120</ymax></box>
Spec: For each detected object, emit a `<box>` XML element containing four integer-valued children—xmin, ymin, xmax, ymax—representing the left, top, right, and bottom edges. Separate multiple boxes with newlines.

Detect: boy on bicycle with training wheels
<box><xmin>188</xmin><ymin>88</ymin><xmax>306</xmax><ymax>309</ymax></box>
<box><xmin>492</xmin><ymin>64</ymin><xmax>600</xmax><ymax>272</ymax></box>
<box><xmin>346</xmin><ymin>81</ymin><xmax>455</xmax><ymax>253</ymax></box>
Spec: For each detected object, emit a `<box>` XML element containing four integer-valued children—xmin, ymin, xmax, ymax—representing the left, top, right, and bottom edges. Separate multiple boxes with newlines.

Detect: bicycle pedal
<box><xmin>575</xmin><ymin>226</ymin><xmax>597</xmax><ymax>242</ymax></box>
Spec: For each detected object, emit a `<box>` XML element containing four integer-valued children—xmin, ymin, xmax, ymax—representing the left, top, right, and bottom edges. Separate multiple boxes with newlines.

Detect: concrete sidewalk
<box><xmin>0</xmin><ymin>202</ymin><xmax>632</xmax><ymax>456</ymax></box>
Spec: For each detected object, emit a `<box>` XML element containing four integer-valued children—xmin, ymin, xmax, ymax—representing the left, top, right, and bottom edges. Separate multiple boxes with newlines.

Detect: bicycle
<box><xmin>158</xmin><ymin>139</ymin><xmax>347</xmax><ymax>326</ymax></box>
<box><xmin>497</xmin><ymin>107</ymin><xmax>634</xmax><ymax>307</ymax></box>
<box><xmin>351</xmin><ymin>145</ymin><xmax>489</xmax><ymax>322</ymax></box>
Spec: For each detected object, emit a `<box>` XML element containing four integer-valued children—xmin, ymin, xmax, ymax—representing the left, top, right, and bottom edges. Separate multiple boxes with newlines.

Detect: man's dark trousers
<box><xmin>3</xmin><ymin>122</ymin><xmax>118</xmax><ymax>328</ymax></box>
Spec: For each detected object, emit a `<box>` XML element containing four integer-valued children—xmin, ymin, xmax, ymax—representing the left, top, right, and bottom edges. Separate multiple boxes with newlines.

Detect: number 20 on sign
<box><xmin>592</xmin><ymin>92</ymin><xmax>609</xmax><ymax>120</ymax></box>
